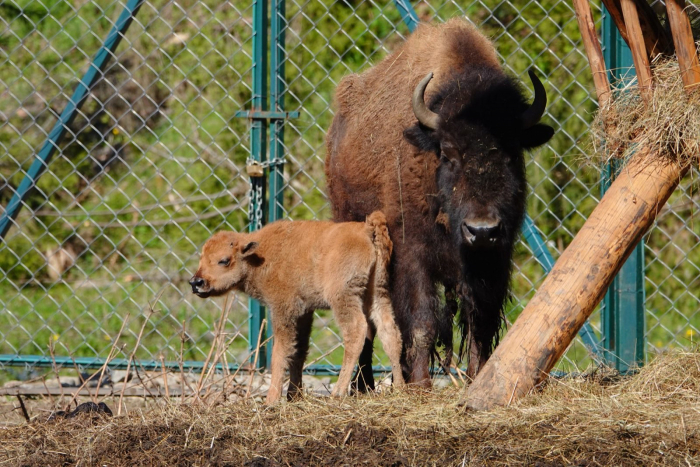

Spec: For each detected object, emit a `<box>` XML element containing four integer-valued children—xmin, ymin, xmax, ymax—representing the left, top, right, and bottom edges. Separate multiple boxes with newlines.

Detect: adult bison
<box><xmin>325</xmin><ymin>18</ymin><xmax>554</xmax><ymax>389</ymax></box>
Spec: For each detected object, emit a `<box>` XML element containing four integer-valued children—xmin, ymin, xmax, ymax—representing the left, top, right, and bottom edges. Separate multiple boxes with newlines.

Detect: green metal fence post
<box><xmin>238</xmin><ymin>0</ymin><xmax>299</xmax><ymax>369</ymax></box>
<box><xmin>600</xmin><ymin>9</ymin><xmax>646</xmax><ymax>372</ymax></box>
<box><xmin>247</xmin><ymin>0</ymin><xmax>269</xmax><ymax>370</ymax></box>
<box><xmin>265</xmin><ymin>0</ymin><xmax>287</xmax><ymax>369</ymax></box>
<box><xmin>269</xmin><ymin>0</ymin><xmax>286</xmax><ymax>226</ymax></box>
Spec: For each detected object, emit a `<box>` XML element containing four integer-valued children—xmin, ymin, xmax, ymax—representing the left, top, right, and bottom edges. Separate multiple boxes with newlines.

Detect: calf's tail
<box><xmin>366</xmin><ymin>211</ymin><xmax>393</xmax><ymax>287</ymax></box>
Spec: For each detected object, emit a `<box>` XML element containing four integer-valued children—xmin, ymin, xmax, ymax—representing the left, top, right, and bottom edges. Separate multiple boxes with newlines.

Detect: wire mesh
<box><xmin>0</xmin><ymin>0</ymin><xmax>698</xmax><ymax>379</ymax></box>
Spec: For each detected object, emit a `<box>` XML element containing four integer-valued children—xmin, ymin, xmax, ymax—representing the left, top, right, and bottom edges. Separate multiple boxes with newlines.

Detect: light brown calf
<box><xmin>189</xmin><ymin>211</ymin><xmax>405</xmax><ymax>404</ymax></box>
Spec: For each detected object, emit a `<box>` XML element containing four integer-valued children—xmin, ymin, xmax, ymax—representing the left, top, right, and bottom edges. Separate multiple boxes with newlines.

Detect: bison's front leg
<box><xmin>392</xmin><ymin>262</ymin><xmax>438</xmax><ymax>388</ymax></box>
<box><xmin>350</xmin><ymin>324</ymin><xmax>376</xmax><ymax>394</ymax></box>
<box><xmin>286</xmin><ymin>309</ymin><xmax>314</xmax><ymax>402</ymax></box>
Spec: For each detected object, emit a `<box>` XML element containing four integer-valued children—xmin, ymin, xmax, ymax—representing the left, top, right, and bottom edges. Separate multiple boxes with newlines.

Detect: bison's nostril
<box><xmin>189</xmin><ymin>276</ymin><xmax>205</xmax><ymax>291</ymax></box>
<box><xmin>462</xmin><ymin>220</ymin><xmax>500</xmax><ymax>247</ymax></box>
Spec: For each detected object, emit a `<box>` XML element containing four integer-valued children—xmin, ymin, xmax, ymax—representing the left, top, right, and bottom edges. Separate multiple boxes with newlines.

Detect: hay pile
<box><xmin>591</xmin><ymin>57</ymin><xmax>700</xmax><ymax>169</ymax></box>
<box><xmin>2</xmin><ymin>351</ymin><xmax>700</xmax><ymax>466</ymax></box>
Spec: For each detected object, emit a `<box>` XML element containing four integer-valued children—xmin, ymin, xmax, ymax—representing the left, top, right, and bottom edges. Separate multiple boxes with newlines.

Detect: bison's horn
<box><xmin>520</xmin><ymin>70</ymin><xmax>547</xmax><ymax>130</ymax></box>
<box><xmin>412</xmin><ymin>72</ymin><xmax>441</xmax><ymax>130</ymax></box>
<box><xmin>521</xmin><ymin>69</ymin><xmax>547</xmax><ymax>129</ymax></box>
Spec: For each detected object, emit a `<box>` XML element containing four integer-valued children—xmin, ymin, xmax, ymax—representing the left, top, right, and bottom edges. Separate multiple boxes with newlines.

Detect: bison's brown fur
<box><xmin>326</xmin><ymin>19</ymin><xmax>553</xmax><ymax>389</ymax></box>
<box><xmin>190</xmin><ymin>212</ymin><xmax>405</xmax><ymax>404</ymax></box>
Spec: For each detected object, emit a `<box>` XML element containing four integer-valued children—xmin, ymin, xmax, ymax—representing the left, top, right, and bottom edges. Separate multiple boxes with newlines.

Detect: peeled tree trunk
<box><xmin>463</xmin><ymin>152</ymin><xmax>685</xmax><ymax>411</ymax></box>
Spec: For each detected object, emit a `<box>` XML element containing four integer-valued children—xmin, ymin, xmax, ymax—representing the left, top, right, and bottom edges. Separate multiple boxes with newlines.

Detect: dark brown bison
<box><xmin>325</xmin><ymin>18</ymin><xmax>554</xmax><ymax>389</ymax></box>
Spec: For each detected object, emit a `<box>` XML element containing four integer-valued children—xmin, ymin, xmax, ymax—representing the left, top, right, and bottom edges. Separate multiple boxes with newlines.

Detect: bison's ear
<box><xmin>403</xmin><ymin>125</ymin><xmax>440</xmax><ymax>154</ymax></box>
<box><xmin>520</xmin><ymin>123</ymin><xmax>554</xmax><ymax>149</ymax></box>
<box><xmin>240</xmin><ymin>241</ymin><xmax>259</xmax><ymax>258</ymax></box>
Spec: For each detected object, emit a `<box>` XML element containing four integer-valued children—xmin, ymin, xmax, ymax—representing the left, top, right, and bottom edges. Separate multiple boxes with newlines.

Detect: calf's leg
<box><xmin>370</xmin><ymin>294</ymin><xmax>405</xmax><ymax>388</ymax></box>
<box><xmin>266</xmin><ymin>313</ymin><xmax>296</xmax><ymax>405</ymax></box>
<box><xmin>330</xmin><ymin>294</ymin><xmax>368</xmax><ymax>397</ymax></box>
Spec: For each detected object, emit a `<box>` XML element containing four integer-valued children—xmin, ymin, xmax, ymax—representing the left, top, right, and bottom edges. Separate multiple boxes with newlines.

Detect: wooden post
<box><xmin>462</xmin><ymin>0</ymin><xmax>698</xmax><ymax>411</ymax></box>
<box><xmin>620</xmin><ymin>0</ymin><xmax>652</xmax><ymax>98</ymax></box>
<box><xmin>600</xmin><ymin>0</ymin><xmax>673</xmax><ymax>58</ymax></box>
<box><xmin>573</xmin><ymin>0</ymin><xmax>612</xmax><ymax>107</ymax></box>
<box><xmin>665</xmin><ymin>0</ymin><xmax>700</xmax><ymax>89</ymax></box>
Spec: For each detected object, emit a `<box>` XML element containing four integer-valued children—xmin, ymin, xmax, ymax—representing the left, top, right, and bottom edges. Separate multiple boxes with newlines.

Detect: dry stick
<box><xmin>178</xmin><ymin>319</ymin><xmax>195</xmax><ymax>402</ymax></box>
<box><xmin>16</xmin><ymin>395</ymin><xmax>30</xmax><ymax>423</ymax></box>
<box><xmin>47</xmin><ymin>338</ymin><xmax>65</xmax><ymax>403</ymax></box>
<box><xmin>451</xmin><ymin>362</ymin><xmax>467</xmax><ymax>386</ymax></box>
<box><xmin>65</xmin><ymin>313</ymin><xmax>130</xmax><ymax>411</ymax></box>
<box><xmin>196</xmin><ymin>292</ymin><xmax>232</xmax><ymax>396</ymax></box>
<box><xmin>69</xmin><ymin>358</ymin><xmax>95</xmax><ymax>405</ymax></box>
<box><xmin>246</xmin><ymin>320</ymin><xmax>268</xmax><ymax>399</ymax></box>
<box><xmin>159</xmin><ymin>354</ymin><xmax>169</xmax><ymax>399</ymax></box>
<box><xmin>131</xmin><ymin>361</ymin><xmax>156</xmax><ymax>399</ymax></box>
<box><xmin>199</xmin><ymin>294</ymin><xmax>236</xmax><ymax>396</ymax></box>
<box><xmin>665</xmin><ymin>0</ymin><xmax>700</xmax><ymax>89</ymax></box>
<box><xmin>202</xmin><ymin>329</ymin><xmax>242</xmax><ymax>403</ymax></box>
<box><xmin>220</xmin><ymin>337</ymin><xmax>233</xmax><ymax>402</ymax></box>
<box><xmin>218</xmin><ymin>330</ymin><xmax>255</xmax><ymax>402</ymax></box>
<box><xmin>463</xmin><ymin>1</ymin><xmax>699</xmax><ymax>411</ymax></box>
<box><xmin>41</xmin><ymin>378</ymin><xmax>56</xmax><ymax>407</ymax></box>
<box><xmin>182</xmin><ymin>333</ymin><xmax>274</xmax><ymax>405</ymax></box>
<box><xmin>620</xmin><ymin>0</ymin><xmax>653</xmax><ymax>100</ymax></box>
<box><xmin>201</xmin><ymin>334</ymin><xmax>275</xmax><ymax>403</ymax></box>
<box><xmin>117</xmin><ymin>291</ymin><xmax>162</xmax><ymax>416</ymax></box>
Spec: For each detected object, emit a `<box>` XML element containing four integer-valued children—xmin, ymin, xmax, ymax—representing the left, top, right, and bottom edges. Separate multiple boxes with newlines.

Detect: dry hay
<box><xmin>590</xmin><ymin>55</ymin><xmax>700</xmax><ymax>170</ymax></box>
<box><xmin>1</xmin><ymin>351</ymin><xmax>700</xmax><ymax>466</ymax></box>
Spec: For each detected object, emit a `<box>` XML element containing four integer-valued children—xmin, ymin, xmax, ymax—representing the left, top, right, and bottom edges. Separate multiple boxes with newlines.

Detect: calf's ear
<box><xmin>240</xmin><ymin>241</ymin><xmax>259</xmax><ymax>258</ymax></box>
<box><xmin>403</xmin><ymin>125</ymin><xmax>440</xmax><ymax>154</ymax></box>
<box><xmin>521</xmin><ymin>123</ymin><xmax>554</xmax><ymax>149</ymax></box>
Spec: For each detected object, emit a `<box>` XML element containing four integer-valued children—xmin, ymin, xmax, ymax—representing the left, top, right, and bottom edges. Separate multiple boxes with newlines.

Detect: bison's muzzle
<box><xmin>189</xmin><ymin>275</ymin><xmax>210</xmax><ymax>297</ymax></box>
<box><xmin>461</xmin><ymin>219</ymin><xmax>501</xmax><ymax>248</ymax></box>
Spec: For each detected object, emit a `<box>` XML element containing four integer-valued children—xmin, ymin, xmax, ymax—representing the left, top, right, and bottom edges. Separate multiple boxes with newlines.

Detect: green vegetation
<box><xmin>0</xmin><ymin>0</ymin><xmax>698</xmax><ymax>375</ymax></box>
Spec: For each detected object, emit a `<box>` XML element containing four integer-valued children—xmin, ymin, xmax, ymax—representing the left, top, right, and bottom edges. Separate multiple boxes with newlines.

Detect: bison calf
<box><xmin>189</xmin><ymin>211</ymin><xmax>405</xmax><ymax>404</ymax></box>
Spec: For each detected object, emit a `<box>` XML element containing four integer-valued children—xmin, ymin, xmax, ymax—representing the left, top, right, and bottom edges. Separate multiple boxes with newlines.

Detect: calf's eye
<box><xmin>218</xmin><ymin>258</ymin><xmax>231</xmax><ymax>266</ymax></box>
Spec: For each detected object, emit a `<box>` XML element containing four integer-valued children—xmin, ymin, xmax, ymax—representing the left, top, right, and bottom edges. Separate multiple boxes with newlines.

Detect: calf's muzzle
<box><xmin>189</xmin><ymin>276</ymin><xmax>206</xmax><ymax>294</ymax></box>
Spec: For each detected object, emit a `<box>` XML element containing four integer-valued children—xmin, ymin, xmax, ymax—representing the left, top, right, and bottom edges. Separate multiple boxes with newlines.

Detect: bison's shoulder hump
<box><xmin>408</xmin><ymin>18</ymin><xmax>500</xmax><ymax>72</ymax></box>
<box><xmin>334</xmin><ymin>74</ymin><xmax>365</xmax><ymax>111</ymax></box>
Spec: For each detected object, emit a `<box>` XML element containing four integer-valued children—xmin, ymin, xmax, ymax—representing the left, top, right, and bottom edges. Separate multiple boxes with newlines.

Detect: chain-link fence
<box><xmin>1</xmin><ymin>0</ymin><xmax>699</xmax><ymax>378</ymax></box>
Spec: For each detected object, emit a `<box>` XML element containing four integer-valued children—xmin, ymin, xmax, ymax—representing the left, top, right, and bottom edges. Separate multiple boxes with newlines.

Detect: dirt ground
<box><xmin>1</xmin><ymin>351</ymin><xmax>700</xmax><ymax>466</ymax></box>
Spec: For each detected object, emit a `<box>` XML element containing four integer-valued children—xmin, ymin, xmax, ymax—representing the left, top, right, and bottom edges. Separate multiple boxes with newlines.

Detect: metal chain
<box><xmin>248</xmin><ymin>180</ymin><xmax>264</xmax><ymax>231</ymax></box>
<box><xmin>245</xmin><ymin>157</ymin><xmax>286</xmax><ymax>170</ymax></box>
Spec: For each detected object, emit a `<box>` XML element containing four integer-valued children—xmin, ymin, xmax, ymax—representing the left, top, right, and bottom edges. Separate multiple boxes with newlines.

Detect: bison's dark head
<box><xmin>403</xmin><ymin>67</ymin><xmax>554</xmax><ymax>251</ymax></box>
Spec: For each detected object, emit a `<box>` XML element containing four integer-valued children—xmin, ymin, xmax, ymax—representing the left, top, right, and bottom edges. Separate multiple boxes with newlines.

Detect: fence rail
<box><xmin>1</xmin><ymin>0</ymin><xmax>699</xmax><ymax>380</ymax></box>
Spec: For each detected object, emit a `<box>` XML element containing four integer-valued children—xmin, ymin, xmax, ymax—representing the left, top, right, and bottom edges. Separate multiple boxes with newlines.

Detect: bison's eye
<box><xmin>218</xmin><ymin>258</ymin><xmax>231</xmax><ymax>266</ymax></box>
<box><xmin>440</xmin><ymin>154</ymin><xmax>457</xmax><ymax>171</ymax></box>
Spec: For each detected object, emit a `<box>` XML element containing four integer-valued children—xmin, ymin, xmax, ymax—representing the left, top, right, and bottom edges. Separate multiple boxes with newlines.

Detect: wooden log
<box><xmin>666</xmin><ymin>0</ymin><xmax>700</xmax><ymax>89</ymax></box>
<box><xmin>600</xmin><ymin>0</ymin><xmax>674</xmax><ymax>58</ymax></box>
<box><xmin>620</xmin><ymin>0</ymin><xmax>653</xmax><ymax>98</ymax></box>
<box><xmin>464</xmin><ymin>152</ymin><xmax>684</xmax><ymax>411</ymax></box>
<box><xmin>573</xmin><ymin>0</ymin><xmax>612</xmax><ymax>107</ymax></box>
